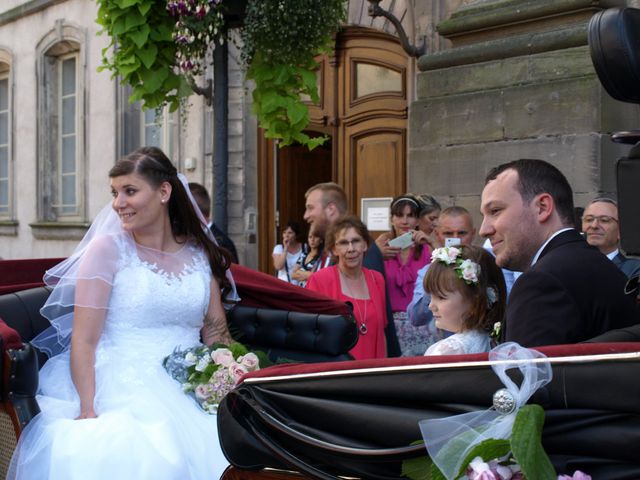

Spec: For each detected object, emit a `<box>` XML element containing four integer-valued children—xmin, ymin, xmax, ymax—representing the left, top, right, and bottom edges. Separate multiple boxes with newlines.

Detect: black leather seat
<box><xmin>0</xmin><ymin>285</ymin><xmax>357</xmax><ymax>476</ymax></box>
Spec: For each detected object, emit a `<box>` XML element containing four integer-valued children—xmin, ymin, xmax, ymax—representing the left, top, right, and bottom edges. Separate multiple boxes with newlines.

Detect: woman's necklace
<box><xmin>339</xmin><ymin>269</ymin><xmax>369</xmax><ymax>335</ymax></box>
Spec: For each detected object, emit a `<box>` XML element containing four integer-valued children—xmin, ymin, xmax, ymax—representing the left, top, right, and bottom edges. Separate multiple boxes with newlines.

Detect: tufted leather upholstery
<box><xmin>0</xmin><ymin>286</ymin><xmax>357</xmax><ymax>448</ymax></box>
<box><xmin>228</xmin><ymin>306</ymin><xmax>358</xmax><ymax>363</ymax></box>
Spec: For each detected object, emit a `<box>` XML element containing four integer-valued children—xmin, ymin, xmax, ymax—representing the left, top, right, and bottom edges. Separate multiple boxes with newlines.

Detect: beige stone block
<box><xmin>502</xmin><ymin>76</ymin><xmax>601</xmax><ymax>137</ymax></box>
<box><xmin>410</xmin><ymin>90</ymin><xmax>505</xmax><ymax>147</ymax></box>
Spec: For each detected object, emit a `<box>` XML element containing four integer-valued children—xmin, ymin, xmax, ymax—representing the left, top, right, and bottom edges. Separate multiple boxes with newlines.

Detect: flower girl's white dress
<box><xmin>9</xmin><ymin>239</ymin><xmax>228</xmax><ymax>479</ymax></box>
<box><xmin>424</xmin><ymin>329</ymin><xmax>491</xmax><ymax>356</ymax></box>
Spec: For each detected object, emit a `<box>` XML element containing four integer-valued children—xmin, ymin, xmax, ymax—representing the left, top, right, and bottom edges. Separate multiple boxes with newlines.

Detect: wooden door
<box><xmin>257</xmin><ymin>28</ymin><xmax>408</xmax><ymax>271</ymax></box>
<box><xmin>336</xmin><ymin>29</ymin><xmax>408</xmax><ymax>220</ymax></box>
<box><xmin>277</xmin><ymin>142</ymin><xmax>332</xmax><ymax>242</ymax></box>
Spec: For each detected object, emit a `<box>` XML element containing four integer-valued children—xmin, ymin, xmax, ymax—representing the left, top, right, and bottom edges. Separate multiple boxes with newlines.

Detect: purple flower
<box><xmin>557</xmin><ymin>472</ymin><xmax>591</xmax><ymax>480</ymax></box>
<box><xmin>467</xmin><ymin>457</ymin><xmax>518</xmax><ymax>480</ymax></box>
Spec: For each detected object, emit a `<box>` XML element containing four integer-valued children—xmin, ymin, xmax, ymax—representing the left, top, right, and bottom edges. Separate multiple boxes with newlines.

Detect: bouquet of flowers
<box><xmin>163</xmin><ymin>342</ymin><xmax>268</xmax><ymax>413</ymax></box>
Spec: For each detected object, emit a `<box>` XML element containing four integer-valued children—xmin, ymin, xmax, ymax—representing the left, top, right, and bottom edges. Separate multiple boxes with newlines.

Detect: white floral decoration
<box><xmin>431</xmin><ymin>247</ymin><xmax>461</xmax><ymax>265</ymax></box>
<box><xmin>459</xmin><ymin>259</ymin><xmax>480</xmax><ymax>284</ymax></box>
<box><xmin>431</xmin><ymin>247</ymin><xmax>481</xmax><ymax>285</ymax></box>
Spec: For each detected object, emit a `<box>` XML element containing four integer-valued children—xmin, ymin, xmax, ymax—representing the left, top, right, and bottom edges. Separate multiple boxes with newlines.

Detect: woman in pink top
<box><xmin>375</xmin><ymin>194</ymin><xmax>431</xmax><ymax>356</ymax></box>
<box><xmin>307</xmin><ymin>216</ymin><xmax>387</xmax><ymax>360</ymax></box>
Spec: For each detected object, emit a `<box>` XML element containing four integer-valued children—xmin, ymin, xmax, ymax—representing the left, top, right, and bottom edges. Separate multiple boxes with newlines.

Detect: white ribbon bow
<box><xmin>419</xmin><ymin>342</ymin><xmax>553</xmax><ymax>479</ymax></box>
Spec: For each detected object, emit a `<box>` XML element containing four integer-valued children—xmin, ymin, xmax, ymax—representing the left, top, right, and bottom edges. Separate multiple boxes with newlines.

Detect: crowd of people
<box><xmin>7</xmin><ymin>147</ymin><xmax>640</xmax><ymax>478</ymax></box>
<box><xmin>271</xmin><ymin>159</ymin><xmax>640</xmax><ymax>359</ymax></box>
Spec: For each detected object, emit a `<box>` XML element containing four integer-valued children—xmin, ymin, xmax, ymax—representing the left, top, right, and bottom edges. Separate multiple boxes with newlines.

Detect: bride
<box><xmin>9</xmin><ymin>147</ymin><xmax>238</xmax><ymax>479</ymax></box>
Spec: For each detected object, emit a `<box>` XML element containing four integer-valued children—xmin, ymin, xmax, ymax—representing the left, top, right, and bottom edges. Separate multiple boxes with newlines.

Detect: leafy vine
<box><xmin>95</xmin><ymin>0</ymin><xmax>347</xmax><ymax>149</ymax></box>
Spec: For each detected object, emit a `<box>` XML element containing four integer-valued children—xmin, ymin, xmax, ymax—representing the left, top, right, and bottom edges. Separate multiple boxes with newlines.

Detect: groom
<box><xmin>479</xmin><ymin>159</ymin><xmax>639</xmax><ymax>346</ymax></box>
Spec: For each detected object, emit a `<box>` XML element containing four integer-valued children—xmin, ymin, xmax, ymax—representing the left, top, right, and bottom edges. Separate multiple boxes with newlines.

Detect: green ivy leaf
<box><xmin>258</xmin><ymin>91</ymin><xmax>286</xmax><ymax>115</ymax></box>
<box><xmin>117</xmin><ymin>0</ymin><xmax>141</xmax><ymax>11</ymax></box>
<box><xmin>511</xmin><ymin>405</ymin><xmax>556</xmax><ymax>480</ymax></box>
<box><xmin>112</xmin><ymin>16</ymin><xmax>127</xmax><ymax>36</ymax></box>
<box><xmin>124</xmin><ymin>10</ymin><xmax>146</xmax><ymax>32</ymax></box>
<box><xmin>118</xmin><ymin>57</ymin><xmax>141</xmax><ymax>76</ymax></box>
<box><xmin>137</xmin><ymin>0</ymin><xmax>153</xmax><ymax>16</ymax></box>
<box><xmin>139</xmin><ymin>66</ymin><xmax>168</xmax><ymax>93</ymax></box>
<box><xmin>286</xmin><ymin>99</ymin><xmax>308</xmax><ymax>125</ymax></box>
<box><xmin>229</xmin><ymin>343</ymin><xmax>249</xmax><ymax>358</ymax></box>
<box><xmin>129</xmin><ymin>24</ymin><xmax>151</xmax><ymax>48</ymax></box>
<box><xmin>136</xmin><ymin>44</ymin><xmax>158</xmax><ymax>69</ymax></box>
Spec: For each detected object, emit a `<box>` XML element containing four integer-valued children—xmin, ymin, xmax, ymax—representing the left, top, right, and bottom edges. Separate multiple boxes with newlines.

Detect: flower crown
<box><xmin>431</xmin><ymin>246</ymin><xmax>480</xmax><ymax>285</ymax></box>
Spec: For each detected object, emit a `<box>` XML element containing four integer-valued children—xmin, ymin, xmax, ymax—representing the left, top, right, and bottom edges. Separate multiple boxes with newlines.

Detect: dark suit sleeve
<box><xmin>363</xmin><ymin>244</ymin><xmax>400</xmax><ymax>357</ymax></box>
<box><xmin>505</xmin><ymin>270</ymin><xmax>582</xmax><ymax>347</ymax></box>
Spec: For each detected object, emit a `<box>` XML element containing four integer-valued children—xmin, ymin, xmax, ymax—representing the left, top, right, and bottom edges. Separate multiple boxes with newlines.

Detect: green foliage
<box><xmin>242</xmin><ymin>0</ymin><xmax>347</xmax><ymax>149</ymax></box>
<box><xmin>454</xmin><ymin>438</ymin><xmax>511</xmax><ymax>479</ymax></box>
<box><xmin>511</xmin><ymin>405</ymin><xmax>556</xmax><ymax>480</ymax></box>
<box><xmin>96</xmin><ymin>0</ymin><xmax>187</xmax><ymax>111</ymax></box>
<box><xmin>402</xmin><ymin>405</ymin><xmax>556</xmax><ymax>480</ymax></box>
<box><xmin>248</xmin><ymin>54</ymin><xmax>328</xmax><ymax>148</ymax></box>
<box><xmin>401</xmin><ymin>441</ymin><xmax>432</xmax><ymax>480</ymax></box>
<box><xmin>241</xmin><ymin>0</ymin><xmax>346</xmax><ymax>66</ymax></box>
<box><xmin>96</xmin><ymin>0</ymin><xmax>347</xmax><ymax>149</ymax></box>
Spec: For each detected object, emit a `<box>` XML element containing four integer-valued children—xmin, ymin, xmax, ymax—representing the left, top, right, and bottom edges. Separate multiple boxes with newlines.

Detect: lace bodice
<box><xmin>97</xmin><ymin>241</ymin><xmax>212</xmax><ymax>365</ymax></box>
<box><xmin>424</xmin><ymin>329</ymin><xmax>491</xmax><ymax>356</ymax></box>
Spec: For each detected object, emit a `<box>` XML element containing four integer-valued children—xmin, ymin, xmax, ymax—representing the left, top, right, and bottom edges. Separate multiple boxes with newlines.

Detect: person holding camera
<box><xmin>374</xmin><ymin>194</ymin><xmax>431</xmax><ymax>356</ymax></box>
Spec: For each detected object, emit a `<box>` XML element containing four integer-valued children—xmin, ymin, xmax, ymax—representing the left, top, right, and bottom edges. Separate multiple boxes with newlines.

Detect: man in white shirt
<box><xmin>479</xmin><ymin>159</ymin><xmax>638</xmax><ymax>346</ymax></box>
<box><xmin>582</xmin><ymin>197</ymin><xmax>640</xmax><ymax>279</ymax></box>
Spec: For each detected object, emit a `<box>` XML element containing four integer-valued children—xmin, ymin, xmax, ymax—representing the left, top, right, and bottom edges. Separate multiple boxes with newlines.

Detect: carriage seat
<box><xmin>0</xmin><ymin>285</ymin><xmax>356</xmax><ymax>437</ymax></box>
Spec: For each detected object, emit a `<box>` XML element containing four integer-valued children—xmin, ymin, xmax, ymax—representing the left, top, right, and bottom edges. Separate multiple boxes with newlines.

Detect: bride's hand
<box><xmin>75</xmin><ymin>409</ymin><xmax>97</xmax><ymax>420</ymax></box>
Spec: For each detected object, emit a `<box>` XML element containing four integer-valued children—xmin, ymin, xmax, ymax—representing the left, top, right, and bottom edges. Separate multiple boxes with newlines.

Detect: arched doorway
<box><xmin>257</xmin><ymin>27</ymin><xmax>409</xmax><ymax>273</ymax></box>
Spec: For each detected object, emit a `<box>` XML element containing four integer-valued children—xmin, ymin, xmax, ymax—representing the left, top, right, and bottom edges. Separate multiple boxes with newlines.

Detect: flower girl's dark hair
<box><xmin>109</xmin><ymin>146</ymin><xmax>234</xmax><ymax>301</ymax></box>
<box><xmin>423</xmin><ymin>245</ymin><xmax>505</xmax><ymax>333</ymax></box>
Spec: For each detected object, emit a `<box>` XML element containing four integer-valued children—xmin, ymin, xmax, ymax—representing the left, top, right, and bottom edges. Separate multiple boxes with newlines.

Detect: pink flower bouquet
<box><xmin>164</xmin><ymin>343</ymin><xmax>268</xmax><ymax>413</ymax></box>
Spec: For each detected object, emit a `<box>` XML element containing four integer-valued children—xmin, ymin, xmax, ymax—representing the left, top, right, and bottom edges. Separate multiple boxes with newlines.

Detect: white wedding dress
<box><xmin>9</xmin><ymin>238</ymin><xmax>229</xmax><ymax>479</ymax></box>
<box><xmin>424</xmin><ymin>329</ymin><xmax>491</xmax><ymax>356</ymax></box>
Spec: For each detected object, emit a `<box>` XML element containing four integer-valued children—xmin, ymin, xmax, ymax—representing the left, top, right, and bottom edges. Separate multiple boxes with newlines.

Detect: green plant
<box><xmin>96</xmin><ymin>0</ymin><xmax>190</xmax><ymax>111</ymax></box>
<box><xmin>96</xmin><ymin>0</ymin><xmax>347</xmax><ymax>148</ymax></box>
<box><xmin>241</xmin><ymin>0</ymin><xmax>347</xmax><ymax>149</ymax></box>
<box><xmin>403</xmin><ymin>405</ymin><xmax>556</xmax><ymax>480</ymax></box>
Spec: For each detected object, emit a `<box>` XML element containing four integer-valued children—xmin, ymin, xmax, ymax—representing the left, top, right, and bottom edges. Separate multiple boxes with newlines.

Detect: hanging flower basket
<box><xmin>96</xmin><ymin>0</ymin><xmax>346</xmax><ymax>148</ymax></box>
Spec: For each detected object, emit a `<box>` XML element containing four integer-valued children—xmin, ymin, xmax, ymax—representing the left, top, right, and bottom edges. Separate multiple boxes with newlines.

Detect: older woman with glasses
<box><xmin>306</xmin><ymin>215</ymin><xmax>387</xmax><ymax>359</ymax></box>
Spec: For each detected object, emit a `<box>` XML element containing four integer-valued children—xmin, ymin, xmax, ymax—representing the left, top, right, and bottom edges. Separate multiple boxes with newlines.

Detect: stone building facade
<box><xmin>1</xmin><ymin>0</ymin><xmax>638</xmax><ymax>265</ymax></box>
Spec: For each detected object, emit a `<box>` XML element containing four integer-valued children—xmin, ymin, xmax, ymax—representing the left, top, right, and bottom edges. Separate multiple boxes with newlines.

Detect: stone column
<box><xmin>408</xmin><ymin>0</ymin><xmax>640</xmax><ymax>220</ymax></box>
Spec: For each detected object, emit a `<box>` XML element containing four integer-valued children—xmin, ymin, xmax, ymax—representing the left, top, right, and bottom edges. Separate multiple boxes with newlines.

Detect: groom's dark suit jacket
<box><xmin>504</xmin><ymin>229</ymin><xmax>639</xmax><ymax>347</ymax></box>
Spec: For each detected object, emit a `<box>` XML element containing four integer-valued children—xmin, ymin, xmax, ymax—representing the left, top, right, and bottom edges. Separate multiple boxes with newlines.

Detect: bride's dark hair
<box><xmin>109</xmin><ymin>146</ymin><xmax>234</xmax><ymax>301</ymax></box>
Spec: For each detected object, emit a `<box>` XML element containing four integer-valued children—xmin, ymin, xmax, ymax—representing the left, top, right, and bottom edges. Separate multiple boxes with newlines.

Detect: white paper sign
<box><xmin>366</xmin><ymin>207</ymin><xmax>390</xmax><ymax>231</ymax></box>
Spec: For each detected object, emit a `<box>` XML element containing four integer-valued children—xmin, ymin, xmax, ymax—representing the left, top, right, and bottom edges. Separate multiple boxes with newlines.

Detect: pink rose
<box><xmin>211</xmin><ymin>348</ymin><xmax>234</xmax><ymax>367</ymax></box>
<box><xmin>558</xmin><ymin>472</ymin><xmax>591</xmax><ymax>480</ymax></box>
<box><xmin>229</xmin><ymin>362</ymin><xmax>249</xmax><ymax>383</ymax></box>
<box><xmin>195</xmin><ymin>384</ymin><xmax>213</xmax><ymax>401</ymax></box>
<box><xmin>238</xmin><ymin>352</ymin><xmax>260</xmax><ymax>372</ymax></box>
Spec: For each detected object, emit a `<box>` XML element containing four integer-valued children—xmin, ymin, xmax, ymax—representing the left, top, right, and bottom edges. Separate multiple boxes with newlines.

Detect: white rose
<box><xmin>184</xmin><ymin>352</ymin><xmax>198</xmax><ymax>365</ymax></box>
<box><xmin>238</xmin><ymin>352</ymin><xmax>260</xmax><ymax>372</ymax></box>
<box><xmin>195</xmin><ymin>355</ymin><xmax>211</xmax><ymax>372</ymax></box>
<box><xmin>211</xmin><ymin>348</ymin><xmax>234</xmax><ymax>367</ymax></box>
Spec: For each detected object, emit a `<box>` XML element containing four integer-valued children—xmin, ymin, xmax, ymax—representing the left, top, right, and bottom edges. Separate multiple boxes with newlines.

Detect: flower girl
<box><xmin>423</xmin><ymin>245</ymin><xmax>506</xmax><ymax>355</ymax></box>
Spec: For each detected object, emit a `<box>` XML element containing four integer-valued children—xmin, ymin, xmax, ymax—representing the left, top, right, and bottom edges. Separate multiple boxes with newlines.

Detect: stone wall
<box><xmin>408</xmin><ymin>0</ymin><xmax>640</xmax><ymax>229</ymax></box>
